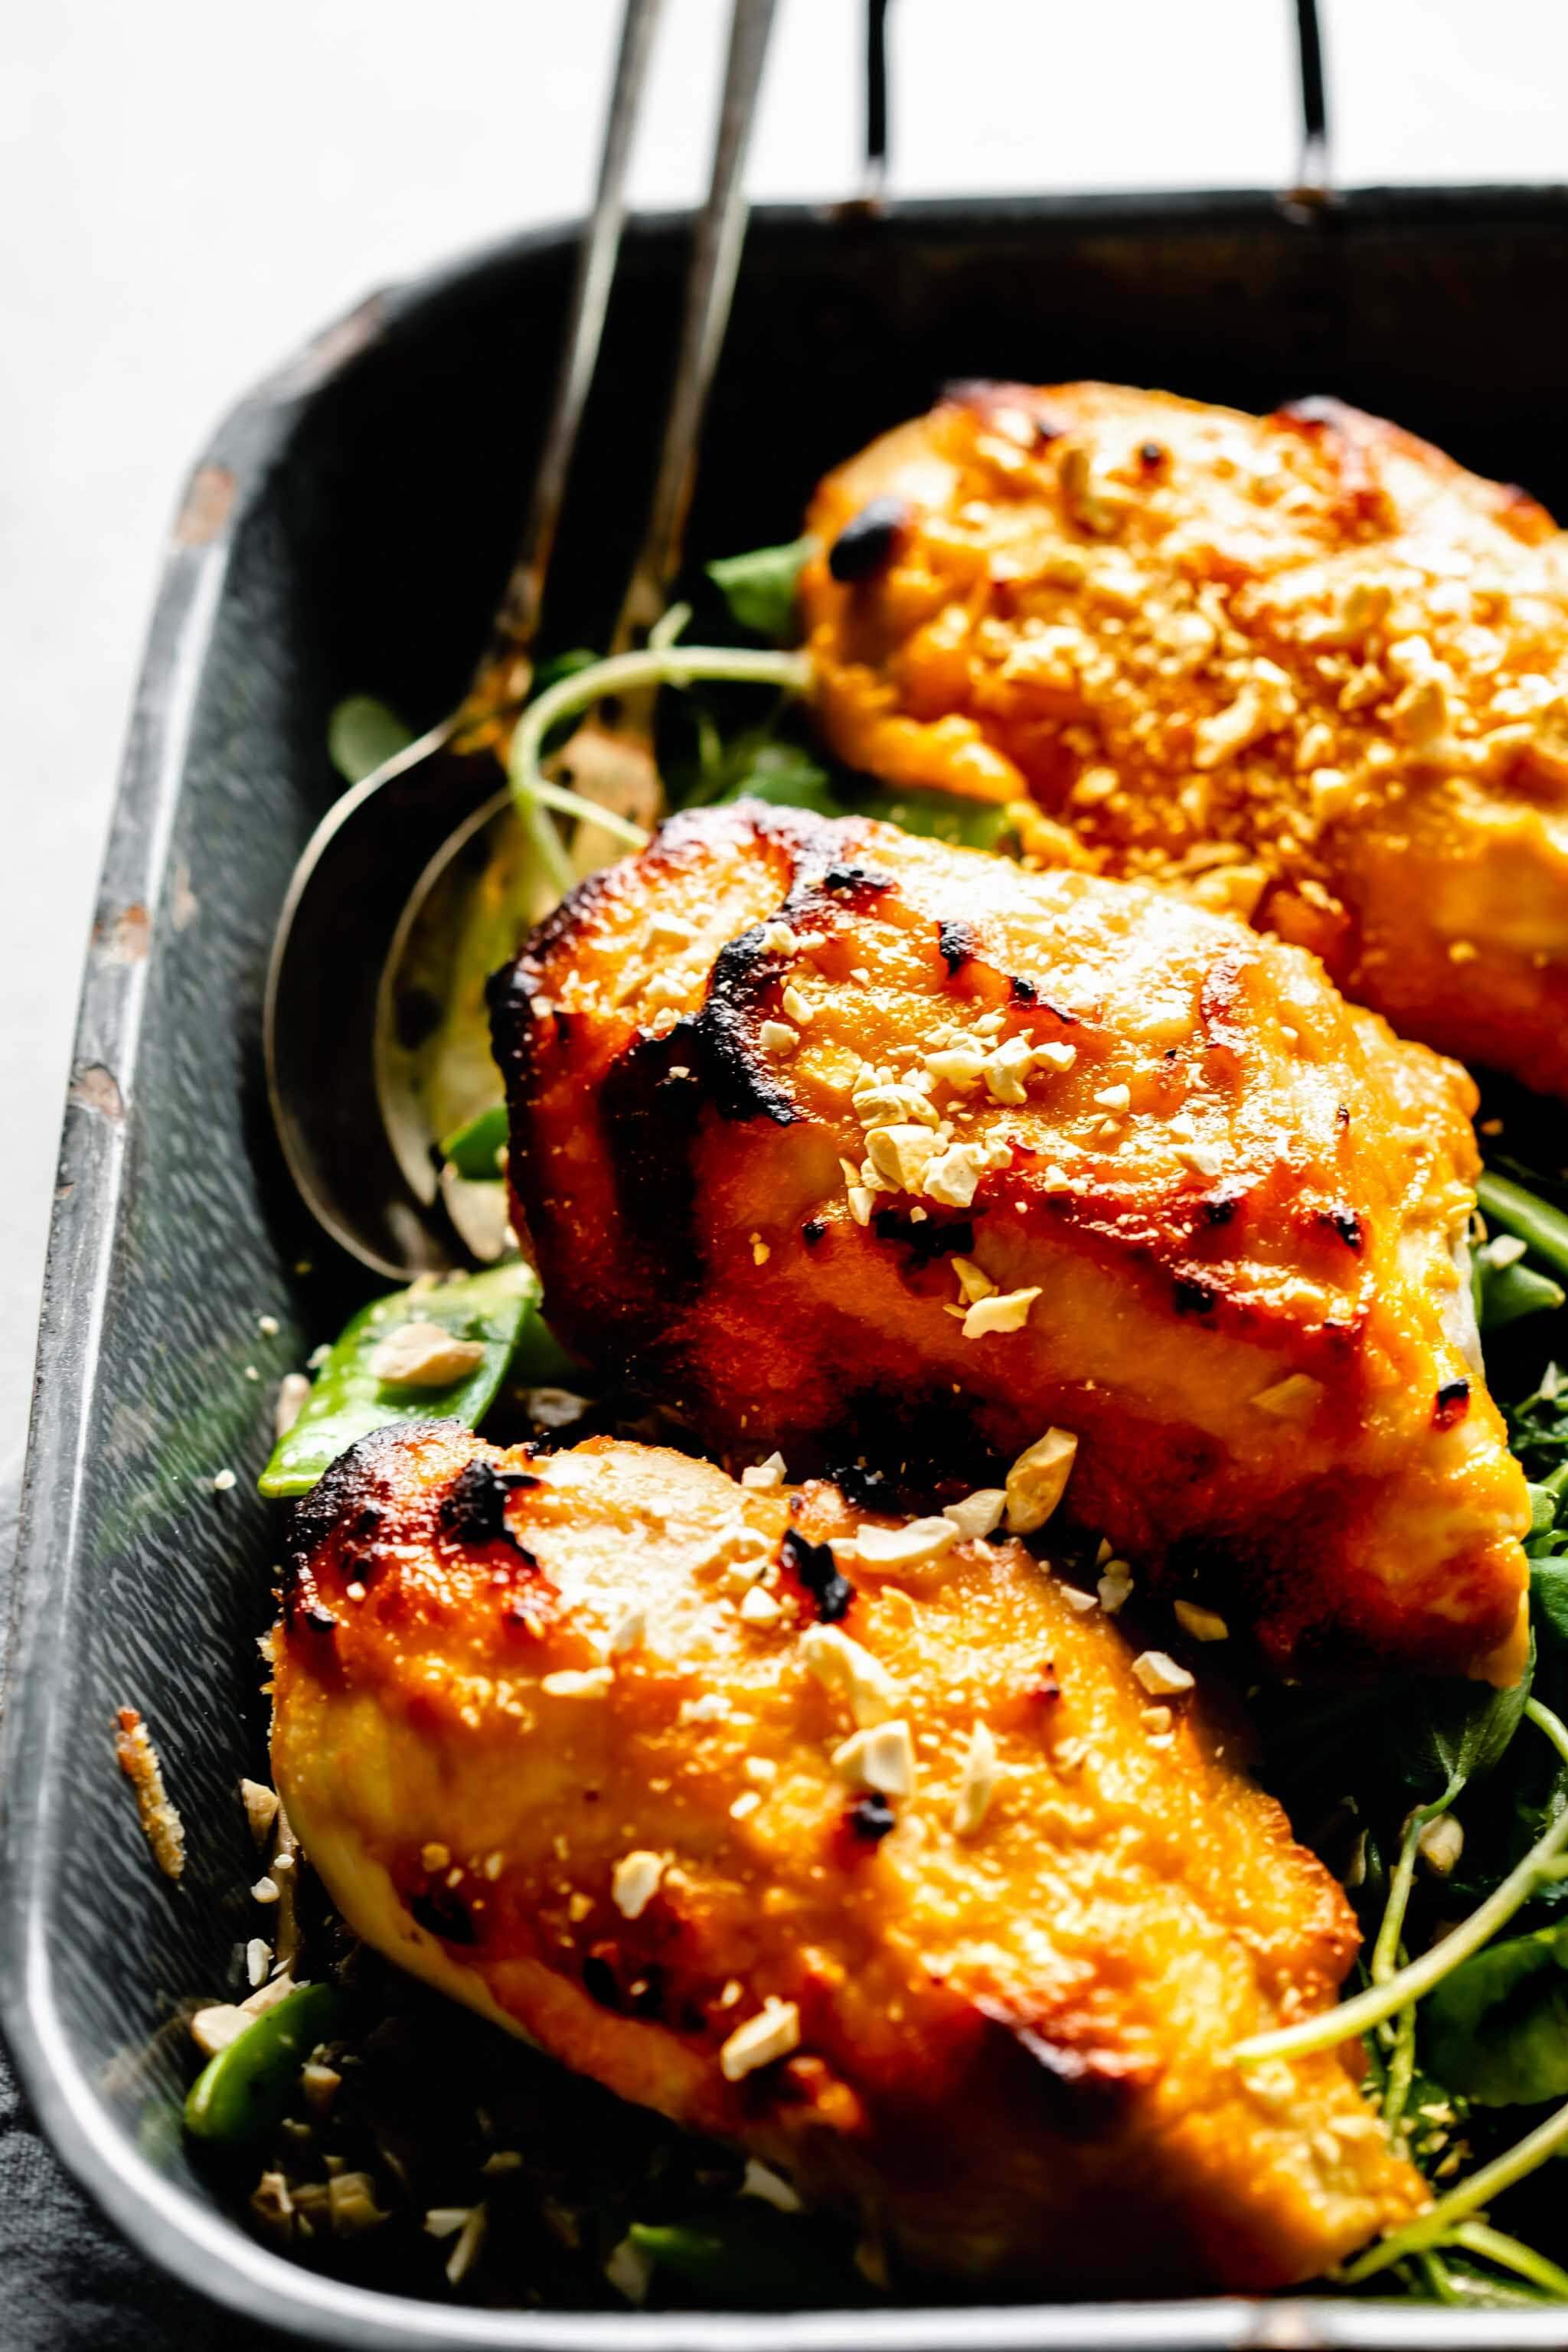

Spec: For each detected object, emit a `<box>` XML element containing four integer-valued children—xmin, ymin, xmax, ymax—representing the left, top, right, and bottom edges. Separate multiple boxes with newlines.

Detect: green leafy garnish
<box><xmin>705</xmin><ymin>537</ymin><xmax>815</xmax><ymax>644</ymax></box>
<box><xmin>258</xmin><ymin>1262</ymin><xmax>544</xmax><ymax>1499</ymax></box>
<box><xmin>1424</xmin><ymin>1922</ymin><xmax>1568</xmax><ymax>2107</ymax></box>
<box><xmin>1390</xmin><ymin>1667</ymin><xmax>1536</xmax><ymax>1818</ymax></box>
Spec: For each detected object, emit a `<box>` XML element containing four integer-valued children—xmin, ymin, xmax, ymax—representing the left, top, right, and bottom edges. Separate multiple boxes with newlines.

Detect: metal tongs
<box><xmin>266</xmin><ymin>0</ymin><xmax>779</xmax><ymax>1279</ymax></box>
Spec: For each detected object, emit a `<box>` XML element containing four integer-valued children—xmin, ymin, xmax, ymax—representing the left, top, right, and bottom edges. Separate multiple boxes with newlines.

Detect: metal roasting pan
<box><xmin>7</xmin><ymin>187</ymin><xmax>1568</xmax><ymax>2351</ymax></box>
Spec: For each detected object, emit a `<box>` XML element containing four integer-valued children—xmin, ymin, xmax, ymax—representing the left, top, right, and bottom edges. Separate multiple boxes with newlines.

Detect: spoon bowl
<box><xmin>263</xmin><ymin>731</ymin><xmax>503</xmax><ymax>1279</ymax></box>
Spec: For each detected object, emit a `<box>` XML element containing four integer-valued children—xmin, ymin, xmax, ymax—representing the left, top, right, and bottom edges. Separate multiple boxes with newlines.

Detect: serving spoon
<box><xmin>266</xmin><ymin>0</ymin><xmax>777</xmax><ymax>1279</ymax></box>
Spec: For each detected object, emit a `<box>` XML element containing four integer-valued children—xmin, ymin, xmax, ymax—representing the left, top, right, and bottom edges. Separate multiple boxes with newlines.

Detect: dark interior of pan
<box><xmin>7</xmin><ymin>189</ymin><xmax>1568</xmax><ymax>2351</ymax></box>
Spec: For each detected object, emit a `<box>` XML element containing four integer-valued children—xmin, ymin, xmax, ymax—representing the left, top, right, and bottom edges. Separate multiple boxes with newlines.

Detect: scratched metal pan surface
<box><xmin>8</xmin><ymin>188</ymin><xmax>1568</xmax><ymax>2352</ymax></box>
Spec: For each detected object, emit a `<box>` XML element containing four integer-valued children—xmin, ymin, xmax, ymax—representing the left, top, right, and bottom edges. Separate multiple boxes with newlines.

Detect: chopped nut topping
<box><xmin>328</xmin><ymin>2171</ymin><xmax>388</xmax><ymax>2236</ymax></box>
<box><xmin>864</xmin><ymin>1123</ymin><xmax>939</xmax><ymax>1194</ymax></box>
<box><xmin>982</xmin><ymin>1034</ymin><xmax>1035</xmax><ymax>1104</ymax></box>
<box><xmin>742</xmin><ymin>2159</ymin><xmax>802</xmax><ymax>2213</ymax></box>
<box><xmin>1192</xmin><ymin>660</ymin><xmax>1297</xmax><ymax>769</ymax></box>
<box><xmin>541</xmin><ymin>1667</ymin><xmax>615</xmax><ymax>1698</ymax></box>
<box><xmin>1173</xmin><ymin>1599</ymin><xmax>1229</xmax><ymax>1643</ymax></box>
<box><xmin>680</xmin><ymin>1693</ymin><xmax>731</xmax><ymax>1724</ymax></box>
<box><xmin>952</xmin><ymin>1720</ymin><xmax>998</xmax><ymax>1838</ymax></box>
<box><xmin>609</xmin><ymin>1602</ymin><xmax>648</xmax><ymax>1655</ymax></box>
<box><xmin>423</xmin><ymin>2206</ymin><xmax>472</xmax><ymax>2240</ymax></box>
<box><xmin>1252</xmin><ymin>1373</ymin><xmax>1325</xmax><ymax>1421</ymax></box>
<box><xmin>739</xmin><ymin>1584</ymin><xmax>783</xmax><ymax>1626</ymax></box>
<box><xmin>1132</xmin><ymin>1649</ymin><xmax>1196</xmax><ymax>1697</ymax></box>
<box><xmin>923</xmin><ymin>1040</ymin><xmax>988</xmax><ymax>1088</ymax></box>
<box><xmin>1173</xmin><ymin>1139</ymin><xmax>1225</xmax><ymax>1179</ymax></box>
<box><xmin>781</xmin><ymin>983</ymin><xmax>814</xmax><ymax>1026</ymax></box>
<box><xmin>240</xmin><ymin>1778</ymin><xmax>280</xmax><ymax>1846</ymax></box>
<box><xmin>730</xmin><ymin>1789</ymin><xmax>763</xmax><ymax>1820</ymax></box>
<box><xmin>942</xmin><ymin>1487</ymin><xmax>1006</xmax><ymax>1540</ymax></box>
<box><xmin>758</xmin><ymin>1019</ymin><xmax>798</xmax><ymax>1057</ymax></box>
<box><xmin>741</xmin><ymin>1452</ymin><xmax>786</xmax><ymax>1490</ymax></box>
<box><xmin>1058</xmin><ymin>1583</ymin><xmax>1099</xmax><ymax>1613</ymax></box>
<box><xmin>854</xmin><ymin>1077</ymin><xmax>942</xmax><ymax>1129</ymax></box>
<box><xmin>1003</xmin><ymin>1427</ymin><xmax>1079</xmax><ymax>1534</ymax></box>
<box><xmin>831</xmin><ymin>1719</ymin><xmax>916</xmax><ymax>1798</ymax></box>
<box><xmin>949</xmin><ymin>1256</ymin><xmax>995</xmax><ymax>1305</ymax></box>
<box><xmin>962</xmin><ymin>1285</ymin><xmax>1040</xmax><ymax>1339</ymax></box>
<box><xmin>368</xmin><ymin>1319</ymin><xmax>485</xmax><ymax>1390</ymax></box>
<box><xmin>923</xmin><ymin>1139</ymin><xmax>991</xmax><ymax>1208</ymax></box>
<box><xmin>720</xmin><ymin>1997</ymin><xmax>801</xmax><ymax>2081</ymax></box>
<box><xmin>760</xmin><ymin>920</ymin><xmax>798</xmax><ymax>956</ymax></box>
<box><xmin>1096</xmin><ymin>1566</ymin><xmax>1134</xmax><ymax>1612</ymax></box>
<box><xmin>1060</xmin><ymin>441</ymin><xmax>1126</xmax><ymax>535</ymax></box>
<box><xmin>802</xmin><ymin>1623</ymin><xmax>900</xmax><ymax>1726</ymax></box>
<box><xmin>743</xmin><ymin>1754</ymin><xmax>778</xmax><ymax>1782</ymax></box>
<box><xmin>445</xmin><ymin>2202</ymin><xmax>488</xmax><ymax>2287</ymax></box>
<box><xmin>273</xmin><ymin>1372</ymin><xmax>310</xmax><ymax>1440</ymax></box>
<box><xmin>1093</xmin><ymin>1083</ymin><xmax>1132</xmax><ymax>1114</ymax></box>
<box><xmin>302</xmin><ymin>2060</ymin><xmax>342</xmax><ymax>2116</ymax></box>
<box><xmin>611</xmin><ymin>1850</ymin><xmax>665</xmax><ymax>1919</ymax></box>
<box><xmin>250</xmin><ymin>2171</ymin><xmax>294</xmax><ymax>2239</ymax></box>
<box><xmin>189</xmin><ymin>2003</ymin><xmax>249</xmax><ymax>2058</ymax></box>
<box><xmin>647</xmin><ymin>912</ymin><xmax>694</xmax><ymax>948</ymax></box>
<box><xmin>838</xmin><ymin>1516</ymin><xmax>959</xmax><ymax>1574</ymax></box>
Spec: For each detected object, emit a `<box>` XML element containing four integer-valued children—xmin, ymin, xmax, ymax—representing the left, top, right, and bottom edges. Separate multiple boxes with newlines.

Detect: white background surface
<box><xmin>2</xmin><ymin>0</ymin><xmax>1565</xmax><ymax>1458</ymax></box>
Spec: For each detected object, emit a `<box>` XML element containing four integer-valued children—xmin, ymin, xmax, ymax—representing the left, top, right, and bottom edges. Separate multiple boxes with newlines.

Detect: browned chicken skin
<box><xmin>801</xmin><ymin>381</ymin><xmax>1568</xmax><ymax>1096</ymax></box>
<box><xmin>491</xmin><ymin>802</ymin><xmax>1530</xmax><ymax>1682</ymax></box>
<box><xmin>271</xmin><ymin>1423</ymin><xmax>1425</xmax><ymax>2292</ymax></box>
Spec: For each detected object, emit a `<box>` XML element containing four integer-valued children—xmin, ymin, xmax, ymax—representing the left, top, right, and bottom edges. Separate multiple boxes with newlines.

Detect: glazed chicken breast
<box><xmin>801</xmin><ymin>381</ymin><xmax>1568</xmax><ymax>1096</ymax></box>
<box><xmin>271</xmin><ymin>1422</ymin><xmax>1425</xmax><ymax>2292</ymax></box>
<box><xmin>490</xmin><ymin>802</ymin><xmax>1530</xmax><ymax>1683</ymax></box>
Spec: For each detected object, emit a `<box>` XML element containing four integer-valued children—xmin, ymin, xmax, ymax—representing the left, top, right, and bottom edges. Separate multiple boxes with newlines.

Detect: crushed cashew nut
<box><xmin>1132</xmin><ymin>1650</ymin><xmax>1196</xmax><ymax>1697</ymax></box>
<box><xmin>1003</xmin><ymin>1427</ymin><xmax>1079</xmax><ymax>1534</ymax></box>
<box><xmin>831</xmin><ymin>1719</ymin><xmax>917</xmax><ymax>1799</ymax></box>
<box><xmin>611</xmin><ymin>1850</ymin><xmax>665</xmax><ymax>1920</ymax></box>
<box><xmin>952</xmin><ymin>1720</ymin><xmax>998</xmax><ymax>1838</ymax></box>
<box><xmin>369</xmin><ymin>1320</ymin><xmax>485</xmax><ymax>1390</ymax></box>
<box><xmin>720</xmin><ymin>1997</ymin><xmax>802</xmax><ymax>2082</ymax></box>
<box><xmin>802</xmin><ymin>1623</ymin><xmax>900</xmax><ymax>1727</ymax></box>
<box><xmin>942</xmin><ymin>1488</ymin><xmax>1007</xmax><ymax>1540</ymax></box>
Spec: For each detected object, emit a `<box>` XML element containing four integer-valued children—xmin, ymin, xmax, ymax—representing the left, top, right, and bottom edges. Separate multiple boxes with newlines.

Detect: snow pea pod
<box><xmin>1478</xmin><ymin>1172</ymin><xmax>1568</xmax><ymax>1287</ymax></box>
<box><xmin>629</xmin><ymin>2211</ymin><xmax>864</xmax><ymax>2307</ymax></box>
<box><xmin>1480</xmin><ymin>1259</ymin><xmax>1566</xmax><ymax>1331</ymax></box>
<box><xmin>440</xmin><ymin>1102</ymin><xmax>509</xmax><ymax>1181</ymax></box>
<box><xmin>184</xmin><ymin>1981</ymin><xmax>347</xmax><ymax>2143</ymax></box>
<box><xmin>258</xmin><ymin>1260</ymin><xmax>541</xmax><ymax>1499</ymax></box>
